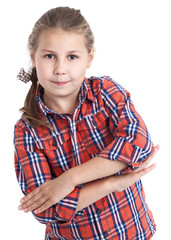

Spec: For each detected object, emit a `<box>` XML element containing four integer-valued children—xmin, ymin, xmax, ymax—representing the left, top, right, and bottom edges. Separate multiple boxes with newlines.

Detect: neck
<box><xmin>43</xmin><ymin>94</ymin><xmax>78</xmax><ymax>114</ymax></box>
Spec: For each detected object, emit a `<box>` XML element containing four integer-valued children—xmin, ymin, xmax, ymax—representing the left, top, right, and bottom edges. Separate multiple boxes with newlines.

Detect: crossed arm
<box><xmin>18</xmin><ymin>145</ymin><xmax>159</xmax><ymax>214</ymax></box>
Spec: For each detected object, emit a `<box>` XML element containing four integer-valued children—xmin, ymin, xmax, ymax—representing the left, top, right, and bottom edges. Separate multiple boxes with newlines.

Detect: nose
<box><xmin>54</xmin><ymin>59</ymin><xmax>66</xmax><ymax>75</ymax></box>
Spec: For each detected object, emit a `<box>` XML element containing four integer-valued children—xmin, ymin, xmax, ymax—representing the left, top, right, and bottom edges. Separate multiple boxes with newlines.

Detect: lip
<box><xmin>52</xmin><ymin>81</ymin><xmax>70</xmax><ymax>86</ymax></box>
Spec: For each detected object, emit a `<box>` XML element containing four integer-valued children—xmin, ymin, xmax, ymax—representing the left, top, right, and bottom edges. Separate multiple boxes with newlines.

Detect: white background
<box><xmin>0</xmin><ymin>0</ymin><xmax>170</xmax><ymax>239</ymax></box>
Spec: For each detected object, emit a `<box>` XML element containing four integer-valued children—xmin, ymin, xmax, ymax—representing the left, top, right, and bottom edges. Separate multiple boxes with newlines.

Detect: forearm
<box><xmin>18</xmin><ymin>145</ymin><xmax>158</xmax><ymax>217</ymax></box>
<box><xmin>69</xmin><ymin>156</ymin><xmax>127</xmax><ymax>186</ymax></box>
<box><xmin>76</xmin><ymin>176</ymin><xmax>115</xmax><ymax>212</ymax></box>
<box><xmin>76</xmin><ymin>146</ymin><xmax>158</xmax><ymax>212</ymax></box>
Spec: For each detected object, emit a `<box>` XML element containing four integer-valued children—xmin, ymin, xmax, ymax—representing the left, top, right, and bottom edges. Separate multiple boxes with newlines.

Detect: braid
<box><xmin>20</xmin><ymin>68</ymin><xmax>51</xmax><ymax>129</ymax></box>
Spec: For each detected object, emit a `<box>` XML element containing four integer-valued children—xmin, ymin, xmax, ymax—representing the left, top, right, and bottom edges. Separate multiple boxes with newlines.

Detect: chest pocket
<box><xmin>76</xmin><ymin>110</ymin><xmax>113</xmax><ymax>155</ymax></box>
<box><xmin>33</xmin><ymin>131</ymin><xmax>72</xmax><ymax>176</ymax></box>
<box><xmin>34</xmin><ymin>131</ymin><xmax>71</xmax><ymax>151</ymax></box>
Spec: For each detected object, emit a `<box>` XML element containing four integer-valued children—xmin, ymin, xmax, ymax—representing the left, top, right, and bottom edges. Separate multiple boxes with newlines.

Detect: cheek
<box><xmin>36</xmin><ymin>68</ymin><xmax>45</xmax><ymax>82</ymax></box>
<box><xmin>71</xmin><ymin>62</ymin><xmax>87</xmax><ymax>77</ymax></box>
<box><xmin>36</xmin><ymin>63</ymin><xmax>51</xmax><ymax>80</ymax></box>
<box><xmin>71</xmin><ymin>70</ymin><xmax>86</xmax><ymax>83</ymax></box>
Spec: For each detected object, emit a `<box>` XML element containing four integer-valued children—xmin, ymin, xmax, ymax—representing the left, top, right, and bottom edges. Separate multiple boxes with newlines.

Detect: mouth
<box><xmin>52</xmin><ymin>81</ymin><xmax>70</xmax><ymax>86</ymax></box>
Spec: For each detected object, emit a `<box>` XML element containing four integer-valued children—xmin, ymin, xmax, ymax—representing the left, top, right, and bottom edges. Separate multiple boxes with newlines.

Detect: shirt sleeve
<box><xmin>98</xmin><ymin>77</ymin><xmax>153</xmax><ymax>173</ymax></box>
<box><xmin>14</xmin><ymin>123</ymin><xmax>82</xmax><ymax>224</ymax></box>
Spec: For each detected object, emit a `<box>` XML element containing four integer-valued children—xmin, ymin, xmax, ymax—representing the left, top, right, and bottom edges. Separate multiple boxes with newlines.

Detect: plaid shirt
<box><xmin>14</xmin><ymin>76</ymin><xmax>156</xmax><ymax>240</ymax></box>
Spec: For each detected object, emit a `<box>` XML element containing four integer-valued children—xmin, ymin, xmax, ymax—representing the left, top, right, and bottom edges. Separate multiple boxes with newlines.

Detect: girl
<box><xmin>14</xmin><ymin>7</ymin><xmax>158</xmax><ymax>240</ymax></box>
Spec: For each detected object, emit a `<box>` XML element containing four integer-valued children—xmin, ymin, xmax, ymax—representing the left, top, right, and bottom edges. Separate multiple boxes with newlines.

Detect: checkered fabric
<box><xmin>14</xmin><ymin>76</ymin><xmax>156</xmax><ymax>239</ymax></box>
<box><xmin>17</xmin><ymin>67</ymin><xmax>32</xmax><ymax>83</ymax></box>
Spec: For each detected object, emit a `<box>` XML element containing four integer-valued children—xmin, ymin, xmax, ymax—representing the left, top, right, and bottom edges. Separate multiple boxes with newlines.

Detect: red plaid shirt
<box><xmin>14</xmin><ymin>76</ymin><xmax>156</xmax><ymax>240</ymax></box>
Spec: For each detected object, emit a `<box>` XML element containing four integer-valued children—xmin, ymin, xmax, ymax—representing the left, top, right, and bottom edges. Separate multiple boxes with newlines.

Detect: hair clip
<box><xmin>17</xmin><ymin>67</ymin><xmax>32</xmax><ymax>83</ymax></box>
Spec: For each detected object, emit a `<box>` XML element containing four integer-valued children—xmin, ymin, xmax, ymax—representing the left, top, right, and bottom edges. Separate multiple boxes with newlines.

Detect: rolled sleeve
<box><xmin>98</xmin><ymin>77</ymin><xmax>153</xmax><ymax>173</ymax></box>
<box><xmin>55</xmin><ymin>185</ymin><xmax>82</xmax><ymax>222</ymax></box>
<box><xmin>14</xmin><ymin>123</ymin><xmax>82</xmax><ymax>224</ymax></box>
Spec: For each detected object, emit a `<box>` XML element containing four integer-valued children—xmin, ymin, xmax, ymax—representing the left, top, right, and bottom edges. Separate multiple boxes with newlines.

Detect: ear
<box><xmin>87</xmin><ymin>47</ymin><xmax>95</xmax><ymax>68</ymax></box>
<box><xmin>30</xmin><ymin>50</ymin><xmax>36</xmax><ymax>67</ymax></box>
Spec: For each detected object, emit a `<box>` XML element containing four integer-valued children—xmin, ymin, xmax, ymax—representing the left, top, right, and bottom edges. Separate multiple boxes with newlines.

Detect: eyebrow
<box><xmin>41</xmin><ymin>49</ymin><xmax>82</xmax><ymax>54</ymax></box>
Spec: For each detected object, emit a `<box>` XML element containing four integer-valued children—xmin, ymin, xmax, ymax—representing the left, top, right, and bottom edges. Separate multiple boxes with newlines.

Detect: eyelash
<box><xmin>45</xmin><ymin>54</ymin><xmax>55</xmax><ymax>59</ymax></box>
<box><xmin>44</xmin><ymin>54</ymin><xmax>78</xmax><ymax>60</ymax></box>
<box><xmin>68</xmin><ymin>55</ymin><xmax>78</xmax><ymax>60</ymax></box>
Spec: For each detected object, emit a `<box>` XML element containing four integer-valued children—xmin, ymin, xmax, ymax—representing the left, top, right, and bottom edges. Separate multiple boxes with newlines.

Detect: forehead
<box><xmin>37</xmin><ymin>29</ymin><xmax>87</xmax><ymax>52</ymax></box>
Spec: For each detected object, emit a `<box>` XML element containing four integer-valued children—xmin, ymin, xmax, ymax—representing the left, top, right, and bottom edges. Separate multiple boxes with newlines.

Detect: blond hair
<box><xmin>20</xmin><ymin>7</ymin><xmax>94</xmax><ymax>128</ymax></box>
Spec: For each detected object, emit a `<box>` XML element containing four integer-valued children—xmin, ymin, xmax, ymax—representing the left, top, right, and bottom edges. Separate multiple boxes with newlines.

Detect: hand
<box><xmin>18</xmin><ymin>171</ymin><xmax>74</xmax><ymax>214</ymax></box>
<box><xmin>112</xmin><ymin>145</ymin><xmax>159</xmax><ymax>192</ymax></box>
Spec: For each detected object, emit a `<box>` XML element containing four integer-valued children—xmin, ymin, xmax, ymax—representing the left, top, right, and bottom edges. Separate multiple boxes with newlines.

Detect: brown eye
<box><xmin>68</xmin><ymin>55</ymin><xmax>77</xmax><ymax>60</ymax></box>
<box><xmin>45</xmin><ymin>54</ymin><xmax>55</xmax><ymax>59</ymax></box>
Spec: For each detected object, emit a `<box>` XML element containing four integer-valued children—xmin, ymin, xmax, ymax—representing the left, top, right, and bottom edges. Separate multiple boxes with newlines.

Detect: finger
<box><xmin>23</xmin><ymin>194</ymin><xmax>48</xmax><ymax>213</ymax></box>
<box><xmin>18</xmin><ymin>190</ymin><xmax>44</xmax><ymax>211</ymax></box>
<box><xmin>34</xmin><ymin>199</ymin><xmax>54</xmax><ymax>214</ymax></box>
<box><xmin>134</xmin><ymin>145</ymin><xmax>159</xmax><ymax>172</ymax></box>
<box><xmin>115</xmin><ymin>162</ymin><xmax>156</xmax><ymax>192</ymax></box>
<box><xmin>133</xmin><ymin>163</ymin><xmax>156</xmax><ymax>181</ymax></box>
<box><xmin>149</xmin><ymin>145</ymin><xmax>160</xmax><ymax>158</ymax></box>
<box><xmin>144</xmin><ymin>145</ymin><xmax>159</xmax><ymax>163</ymax></box>
<box><xmin>20</xmin><ymin>187</ymin><xmax>41</xmax><ymax>204</ymax></box>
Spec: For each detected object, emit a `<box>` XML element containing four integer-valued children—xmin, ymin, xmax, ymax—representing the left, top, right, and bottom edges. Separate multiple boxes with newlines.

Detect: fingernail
<box><xmin>18</xmin><ymin>205</ymin><xmax>22</xmax><ymax>210</ymax></box>
<box><xmin>154</xmin><ymin>145</ymin><xmax>159</xmax><ymax>151</ymax></box>
<box><xmin>34</xmin><ymin>210</ymin><xmax>38</xmax><ymax>214</ymax></box>
<box><xmin>20</xmin><ymin>199</ymin><xmax>24</xmax><ymax>203</ymax></box>
<box><xmin>152</xmin><ymin>163</ymin><xmax>157</xmax><ymax>170</ymax></box>
<box><xmin>156</xmin><ymin>145</ymin><xmax>160</xmax><ymax>150</ymax></box>
<box><xmin>24</xmin><ymin>208</ymin><xmax>28</xmax><ymax>213</ymax></box>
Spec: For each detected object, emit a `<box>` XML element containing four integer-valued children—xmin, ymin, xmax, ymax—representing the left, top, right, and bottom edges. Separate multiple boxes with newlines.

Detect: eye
<box><xmin>45</xmin><ymin>54</ymin><xmax>55</xmax><ymax>59</ymax></box>
<box><xmin>68</xmin><ymin>55</ymin><xmax>78</xmax><ymax>60</ymax></box>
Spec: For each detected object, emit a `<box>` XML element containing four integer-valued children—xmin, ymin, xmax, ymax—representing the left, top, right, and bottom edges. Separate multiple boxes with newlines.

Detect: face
<box><xmin>31</xmin><ymin>29</ymin><xmax>94</xmax><ymax>109</ymax></box>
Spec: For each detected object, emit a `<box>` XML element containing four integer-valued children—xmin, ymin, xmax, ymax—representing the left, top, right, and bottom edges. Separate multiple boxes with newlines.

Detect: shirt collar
<box><xmin>36</xmin><ymin>85</ymin><xmax>53</xmax><ymax>117</ymax></box>
<box><xmin>84</xmin><ymin>77</ymin><xmax>96</xmax><ymax>102</ymax></box>
<box><xmin>36</xmin><ymin>77</ymin><xmax>96</xmax><ymax>116</ymax></box>
<box><xmin>78</xmin><ymin>77</ymin><xmax>96</xmax><ymax>104</ymax></box>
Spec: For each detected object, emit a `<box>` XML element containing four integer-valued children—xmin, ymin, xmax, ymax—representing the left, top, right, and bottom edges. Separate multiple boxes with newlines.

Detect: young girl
<box><xmin>14</xmin><ymin>7</ymin><xmax>158</xmax><ymax>240</ymax></box>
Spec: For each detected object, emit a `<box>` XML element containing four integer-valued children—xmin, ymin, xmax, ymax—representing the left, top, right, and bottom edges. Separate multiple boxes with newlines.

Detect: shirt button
<box><xmin>52</xmin><ymin>140</ymin><xmax>57</xmax><ymax>146</ymax></box>
<box><xmin>92</xmin><ymin>119</ymin><xmax>97</xmax><ymax>126</ymax></box>
<box><xmin>96</xmin><ymin>208</ymin><xmax>102</xmax><ymax>214</ymax></box>
<box><xmin>103</xmin><ymin>231</ymin><xmax>108</xmax><ymax>238</ymax></box>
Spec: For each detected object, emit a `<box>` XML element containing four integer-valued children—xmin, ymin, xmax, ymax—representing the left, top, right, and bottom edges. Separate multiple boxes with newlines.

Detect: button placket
<box><xmin>92</xmin><ymin>119</ymin><xmax>97</xmax><ymax>127</ymax></box>
<box><xmin>96</xmin><ymin>208</ymin><xmax>102</xmax><ymax>214</ymax></box>
<box><xmin>103</xmin><ymin>231</ymin><xmax>108</xmax><ymax>238</ymax></box>
<box><xmin>52</xmin><ymin>140</ymin><xmax>57</xmax><ymax>146</ymax></box>
<box><xmin>67</xmin><ymin>112</ymin><xmax>82</xmax><ymax>166</ymax></box>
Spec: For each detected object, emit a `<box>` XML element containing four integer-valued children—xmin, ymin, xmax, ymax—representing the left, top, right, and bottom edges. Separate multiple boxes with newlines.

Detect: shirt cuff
<box><xmin>54</xmin><ymin>185</ymin><xmax>83</xmax><ymax>223</ymax></box>
<box><xmin>97</xmin><ymin>137</ymin><xmax>153</xmax><ymax>174</ymax></box>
